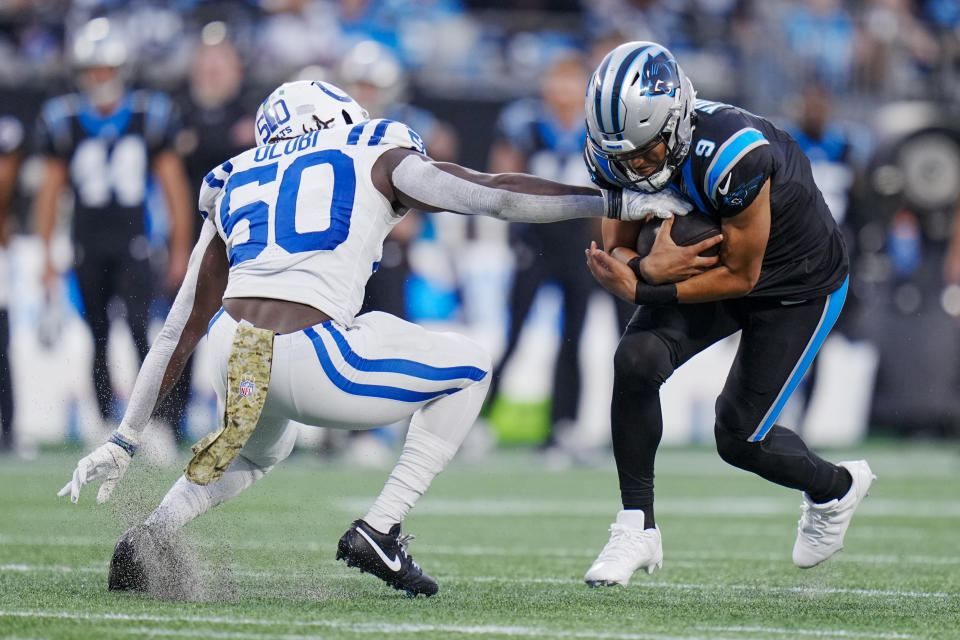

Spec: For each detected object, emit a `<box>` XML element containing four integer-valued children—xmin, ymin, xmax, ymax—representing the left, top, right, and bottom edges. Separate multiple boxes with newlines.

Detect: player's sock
<box><xmin>621</xmin><ymin>504</ymin><xmax>655</xmax><ymax>529</ymax></box>
<box><xmin>364</xmin><ymin>424</ymin><xmax>457</xmax><ymax>533</ymax></box>
<box><xmin>807</xmin><ymin>466</ymin><xmax>853</xmax><ymax>504</ymax></box>
<box><xmin>144</xmin><ymin>455</ymin><xmax>265</xmax><ymax>534</ymax></box>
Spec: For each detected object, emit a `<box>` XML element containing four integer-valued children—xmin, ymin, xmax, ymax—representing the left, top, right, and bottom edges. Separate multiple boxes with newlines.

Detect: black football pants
<box><xmin>487</xmin><ymin>222</ymin><xmax>596</xmax><ymax>443</ymax></box>
<box><xmin>73</xmin><ymin>237</ymin><xmax>153</xmax><ymax>422</ymax></box>
<box><xmin>612</xmin><ymin>279</ymin><xmax>849</xmax><ymax>512</ymax></box>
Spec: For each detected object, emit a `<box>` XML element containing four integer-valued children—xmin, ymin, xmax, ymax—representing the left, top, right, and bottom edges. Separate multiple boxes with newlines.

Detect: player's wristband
<box><xmin>627</xmin><ymin>257</ymin><xmax>644</xmax><ymax>280</ymax></box>
<box><xmin>109</xmin><ymin>432</ymin><xmax>138</xmax><ymax>457</ymax></box>
<box><xmin>602</xmin><ymin>188</ymin><xmax>623</xmax><ymax>220</ymax></box>
<box><xmin>634</xmin><ymin>281</ymin><xmax>677</xmax><ymax>305</ymax></box>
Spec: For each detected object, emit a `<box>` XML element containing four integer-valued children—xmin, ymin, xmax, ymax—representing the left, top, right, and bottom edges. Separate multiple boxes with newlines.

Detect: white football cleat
<box><xmin>793</xmin><ymin>459</ymin><xmax>876</xmax><ymax>569</ymax></box>
<box><xmin>584</xmin><ymin>509</ymin><xmax>663</xmax><ymax>587</ymax></box>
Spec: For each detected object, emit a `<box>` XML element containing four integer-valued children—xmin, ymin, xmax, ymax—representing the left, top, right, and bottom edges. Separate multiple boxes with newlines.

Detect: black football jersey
<box><xmin>35</xmin><ymin>90</ymin><xmax>180</xmax><ymax>239</ymax></box>
<box><xmin>670</xmin><ymin>100</ymin><xmax>848</xmax><ymax>299</ymax></box>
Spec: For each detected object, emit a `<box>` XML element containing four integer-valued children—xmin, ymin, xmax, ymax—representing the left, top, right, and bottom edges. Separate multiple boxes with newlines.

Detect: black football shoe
<box><xmin>108</xmin><ymin>524</ymin><xmax>205</xmax><ymax>600</ymax></box>
<box><xmin>108</xmin><ymin>525</ymin><xmax>151</xmax><ymax>592</ymax></box>
<box><xmin>336</xmin><ymin>519</ymin><xmax>438</xmax><ymax>597</ymax></box>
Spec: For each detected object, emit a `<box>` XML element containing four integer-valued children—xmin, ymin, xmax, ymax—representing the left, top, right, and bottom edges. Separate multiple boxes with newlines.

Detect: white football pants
<box><xmin>205</xmin><ymin>308</ymin><xmax>492</xmax><ymax>470</ymax></box>
<box><xmin>144</xmin><ymin>309</ymin><xmax>491</xmax><ymax>535</ymax></box>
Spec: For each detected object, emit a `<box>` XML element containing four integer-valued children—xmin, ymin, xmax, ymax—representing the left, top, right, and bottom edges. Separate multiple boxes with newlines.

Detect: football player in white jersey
<box><xmin>57</xmin><ymin>80</ymin><xmax>691</xmax><ymax>597</ymax></box>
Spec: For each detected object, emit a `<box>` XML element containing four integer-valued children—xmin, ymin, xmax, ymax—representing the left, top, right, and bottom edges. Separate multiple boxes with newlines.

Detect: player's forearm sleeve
<box><xmin>116</xmin><ymin>219</ymin><xmax>219</xmax><ymax>443</ymax></box>
<box><xmin>391</xmin><ymin>155</ymin><xmax>606</xmax><ymax>222</ymax></box>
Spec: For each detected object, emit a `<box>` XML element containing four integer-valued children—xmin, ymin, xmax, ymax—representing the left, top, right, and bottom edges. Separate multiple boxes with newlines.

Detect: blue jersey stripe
<box><xmin>323</xmin><ymin>323</ymin><xmax>486</xmax><ymax>381</ymax></box>
<box><xmin>346</xmin><ymin>122</ymin><xmax>367</xmax><ymax>145</ymax></box>
<box><xmin>204</xmin><ymin>171</ymin><xmax>224</xmax><ymax>189</ymax></box>
<box><xmin>748</xmin><ymin>277</ymin><xmax>848</xmax><ymax>442</ymax></box>
<box><xmin>706</xmin><ymin>128</ymin><xmax>767</xmax><ymax>201</ymax></box>
<box><xmin>681</xmin><ymin>155</ymin><xmax>709</xmax><ymax>212</ymax></box>
<box><xmin>367</xmin><ymin>119</ymin><xmax>394</xmax><ymax>146</ymax></box>
<box><xmin>304</xmin><ymin>327</ymin><xmax>461</xmax><ymax>402</ymax></box>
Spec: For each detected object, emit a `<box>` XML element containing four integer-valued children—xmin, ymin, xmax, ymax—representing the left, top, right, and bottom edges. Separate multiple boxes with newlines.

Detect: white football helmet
<box><xmin>584</xmin><ymin>41</ymin><xmax>696</xmax><ymax>193</ymax></box>
<box><xmin>255</xmin><ymin>80</ymin><xmax>369</xmax><ymax>147</ymax></box>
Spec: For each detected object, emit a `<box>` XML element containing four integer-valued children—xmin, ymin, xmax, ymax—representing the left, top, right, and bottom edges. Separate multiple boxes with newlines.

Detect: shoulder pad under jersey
<box><xmin>341</xmin><ymin>119</ymin><xmax>426</xmax><ymax>155</ymax></box>
<box><xmin>198</xmin><ymin>158</ymin><xmax>236</xmax><ymax>220</ymax></box>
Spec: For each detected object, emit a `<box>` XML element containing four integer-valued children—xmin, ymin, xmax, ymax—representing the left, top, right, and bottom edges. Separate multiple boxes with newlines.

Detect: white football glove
<box><xmin>604</xmin><ymin>188</ymin><xmax>694</xmax><ymax>221</ymax></box>
<box><xmin>57</xmin><ymin>438</ymin><xmax>134</xmax><ymax>504</ymax></box>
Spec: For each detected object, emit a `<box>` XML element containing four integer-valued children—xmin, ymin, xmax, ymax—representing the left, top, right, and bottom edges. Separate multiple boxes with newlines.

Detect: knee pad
<box><xmin>714</xmin><ymin>422</ymin><xmax>757</xmax><ymax>470</ymax></box>
<box><xmin>613</xmin><ymin>331</ymin><xmax>673</xmax><ymax>390</ymax></box>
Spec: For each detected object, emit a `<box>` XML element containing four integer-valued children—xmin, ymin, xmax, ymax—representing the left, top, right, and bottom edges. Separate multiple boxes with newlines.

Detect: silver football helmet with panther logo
<box><xmin>584</xmin><ymin>42</ymin><xmax>696</xmax><ymax>193</ymax></box>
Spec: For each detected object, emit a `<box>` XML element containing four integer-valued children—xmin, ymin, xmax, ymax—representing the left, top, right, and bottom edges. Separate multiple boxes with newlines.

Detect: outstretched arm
<box><xmin>372</xmin><ymin>148</ymin><xmax>692</xmax><ymax>223</ymax></box>
<box><xmin>59</xmin><ymin>218</ymin><xmax>228</xmax><ymax>503</ymax></box>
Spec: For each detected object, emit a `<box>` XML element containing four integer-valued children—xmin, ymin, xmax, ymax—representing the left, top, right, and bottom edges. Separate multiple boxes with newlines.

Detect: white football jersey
<box><xmin>199</xmin><ymin>119</ymin><xmax>426</xmax><ymax>325</ymax></box>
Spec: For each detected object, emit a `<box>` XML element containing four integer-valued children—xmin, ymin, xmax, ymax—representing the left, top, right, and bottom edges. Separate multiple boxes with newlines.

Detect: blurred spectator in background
<box><xmin>32</xmin><ymin>17</ymin><xmax>192</xmax><ymax>443</ymax></box>
<box><xmin>175</xmin><ymin>29</ymin><xmax>256</xmax><ymax>212</ymax></box>
<box><xmin>785</xmin><ymin>84</ymin><xmax>856</xmax><ymax>226</ymax></box>
<box><xmin>856</xmin><ymin>0</ymin><xmax>940</xmax><ymax>98</ymax></box>
<box><xmin>0</xmin><ymin>113</ymin><xmax>23</xmax><ymax>454</ymax></box>
<box><xmin>583</xmin><ymin>0</ymin><xmax>687</xmax><ymax>50</ymax></box>
<box><xmin>946</xmin><ymin>198</ymin><xmax>960</xmax><ymax>287</ymax></box>
<box><xmin>781</xmin><ymin>0</ymin><xmax>856</xmax><ymax>92</ymax></box>
<box><xmin>252</xmin><ymin>0</ymin><xmax>342</xmax><ymax>85</ymax></box>
<box><xmin>483</xmin><ymin>50</ymin><xmax>596</xmax><ymax>462</ymax></box>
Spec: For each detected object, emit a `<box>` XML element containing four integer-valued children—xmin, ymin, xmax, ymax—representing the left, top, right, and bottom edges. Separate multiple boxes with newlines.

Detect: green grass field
<box><xmin>1</xmin><ymin>442</ymin><xmax>958</xmax><ymax>640</ymax></box>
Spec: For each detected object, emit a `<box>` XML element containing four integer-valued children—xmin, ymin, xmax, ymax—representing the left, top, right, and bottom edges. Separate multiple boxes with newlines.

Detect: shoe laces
<box><xmin>596</xmin><ymin>523</ymin><xmax>655</xmax><ymax>562</ymax></box>
<box><xmin>396</xmin><ymin>533</ymin><xmax>421</xmax><ymax>571</ymax></box>
<box><xmin>798</xmin><ymin>501</ymin><xmax>842</xmax><ymax>543</ymax></box>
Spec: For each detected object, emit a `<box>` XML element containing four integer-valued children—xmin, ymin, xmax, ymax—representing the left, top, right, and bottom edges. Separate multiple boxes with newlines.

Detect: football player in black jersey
<box><xmin>484</xmin><ymin>51</ymin><xmax>598</xmax><ymax>461</ymax></box>
<box><xmin>33</xmin><ymin>19</ymin><xmax>193</xmax><ymax>441</ymax></box>
<box><xmin>581</xmin><ymin>41</ymin><xmax>876</xmax><ymax>586</ymax></box>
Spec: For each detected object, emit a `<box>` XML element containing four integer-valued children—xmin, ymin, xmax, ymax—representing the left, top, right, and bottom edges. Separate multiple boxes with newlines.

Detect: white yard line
<box><xmin>701</xmin><ymin>627</ymin><xmax>914</xmax><ymax>639</ymax></box>
<box><xmin>1</xmin><ymin>565</ymin><xmax>954</xmax><ymax>599</ymax></box>
<box><xmin>335</xmin><ymin>496</ymin><xmax>960</xmax><ymax>518</ymax></box>
<box><xmin>4</xmin><ymin>535</ymin><xmax>960</xmax><ymax>567</ymax></box>
<box><xmin>0</xmin><ymin>611</ymin><xmax>915</xmax><ymax>640</ymax></box>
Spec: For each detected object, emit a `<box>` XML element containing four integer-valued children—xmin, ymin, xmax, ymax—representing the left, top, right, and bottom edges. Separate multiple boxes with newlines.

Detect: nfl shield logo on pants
<box><xmin>239</xmin><ymin>380</ymin><xmax>255</xmax><ymax>397</ymax></box>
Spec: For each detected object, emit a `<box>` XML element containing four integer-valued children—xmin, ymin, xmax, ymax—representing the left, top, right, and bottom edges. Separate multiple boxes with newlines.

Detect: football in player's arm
<box><xmin>579</xmin><ymin>41</ymin><xmax>873</xmax><ymax>588</ymax></box>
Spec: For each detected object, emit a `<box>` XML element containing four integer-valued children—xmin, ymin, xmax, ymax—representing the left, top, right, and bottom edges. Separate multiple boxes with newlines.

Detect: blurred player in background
<box><xmin>0</xmin><ymin>114</ymin><xmax>23</xmax><ymax>454</ymax></box>
<box><xmin>57</xmin><ymin>80</ymin><xmax>682</xmax><ymax>597</ymax></box>
<box><xmin>483</xmin><ymin>51</ymin><xmax>598</xmax><ymax>461</ymax></box>
<box><xmin>582</xmin><ymin>41</ymin><xmax>875</xmax><ymax>586</ymax></box>
<box><xmin>33</xmin><ymin>18</ymin><xmax>193</xmax><ymax>440</ymax></box>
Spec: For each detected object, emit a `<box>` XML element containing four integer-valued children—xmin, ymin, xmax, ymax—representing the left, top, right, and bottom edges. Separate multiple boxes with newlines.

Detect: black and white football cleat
<box><xmin>336</xmin><ymin>519</ymin><xmax>438</xmax><ymax>597</ymax></box>
<box><xmin>108</xmin><ymin>524</ymin><xmax>205</xmax><ymax>600</ymax></box>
